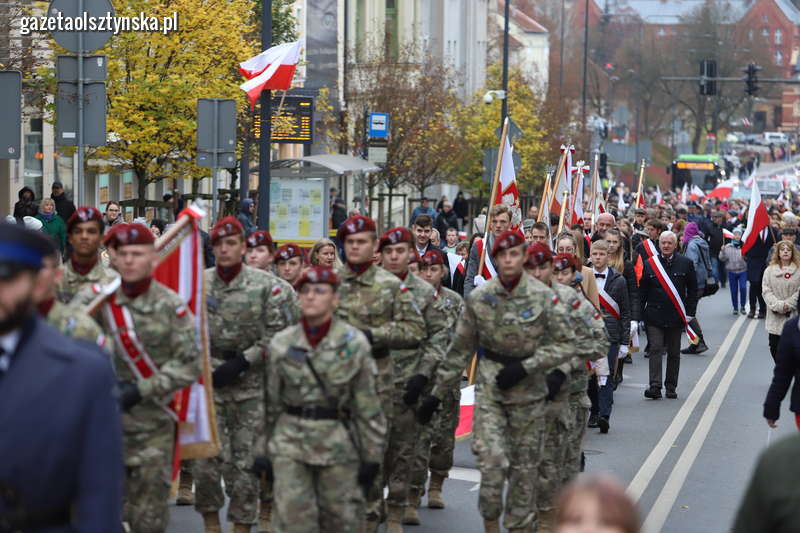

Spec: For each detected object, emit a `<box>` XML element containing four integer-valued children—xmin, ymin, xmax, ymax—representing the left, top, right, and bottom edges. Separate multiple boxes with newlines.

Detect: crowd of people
<box><xmin>6</xmin><ymin>177</ymin><xmax>800</xmax><ymax>533</ymax></box>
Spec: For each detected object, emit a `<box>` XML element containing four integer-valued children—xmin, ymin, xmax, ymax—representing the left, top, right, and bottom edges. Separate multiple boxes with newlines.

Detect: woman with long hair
<box><xmin>555</xmin><ymin>232</ymin><xmax>599</xmax><ymax>308</ymax></box>
<box><xmin>762</xmin><ymin>240</ymin><xmax>800</xmax><ymax>360</ymax></box>
<box><xmin>309</xmin><ymin>238</ymin><xmax>342</xmax><ymax>268</ymax></box>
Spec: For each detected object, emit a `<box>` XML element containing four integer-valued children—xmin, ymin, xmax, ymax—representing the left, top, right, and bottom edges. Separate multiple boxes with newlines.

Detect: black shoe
<box><xmin>587</xmin><ymin>413</ymin><xmax>599</xmax><ymax>428</ymax></box>
<box><xmin>758</xmin><ymin>311</ymin><xmax>766</xmax><ymax>319</ymax></box>
<box><xmin>666</xmin><ymin>390</ymin><xmax>678</xmax><ymax>399</ymax></box>
<box><xmin>624</xmin><ymin>354</ymin><xmax>633</xmax><ymax>364</ymax></box>
<box><xmin>580</xmin><ymin>451</ymin><xmax>586</xmax><ymax>472</ymax></box>
<box><xmin>598</xmin><ymin>416</ymin><xmax>610</xmax><ymax>434</ymax></box>
<box><xmin>747</xmin><ymin>310</ymin><xmax>755</xmax><ymax>318</ymax></box>
<box><xmin>694</xmin><ymin>342</ymin><xmax>709</xmax><ymax>354</ymax></box>
<box><xmin>681</xmin><ymin>344</ymin><xmax>700</xmax><ymax>354</ymax></box>
<box><xmin>644</xmin><ymin>387</ymin><xmax>662</xmax><ymax>400</ymax></box>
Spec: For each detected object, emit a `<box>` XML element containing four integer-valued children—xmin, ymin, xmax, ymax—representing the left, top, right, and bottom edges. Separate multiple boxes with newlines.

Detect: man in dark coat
<box><xmin>745</xmin><ymin>225</ymin><xmax>779</xmax><ymax>318</ymax></box>
<box><xmin>0</xmin><ymin>222</ymin><xmax>124</xmax><ymax>532</ymax></box>
<box><xmin>639</xmin><ymin>230</ymin><xmax>698</xmax><ymax>399</ymax></box>
<box><xmin>434</xmin><ymin>201</ymin><xmax>459</xmax><ymax>239</ymax></box>
<box><xmin>12</xmin><ymin>186</ymin><xmax>37</xmax><ymax>222</ymax></box>
<box><xmin>50</xmin><ymin>181</ymin><xmax>76</xmax><ymax>223</ymax></box>
<box><xmin>708</xmin><ymin>211</ymin><xmax>725</xmax><ymax>286</ymax></box>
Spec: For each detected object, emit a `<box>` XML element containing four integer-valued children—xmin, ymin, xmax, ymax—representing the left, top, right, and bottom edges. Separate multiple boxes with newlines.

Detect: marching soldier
<box><xmin>246</xmin><ymin>230</ymin><xmax>277</xmax><ymax>272</ymax></box>
<box><xmin>417</xmin><ymin>230</ymin><xmax>574</xmax><ymax>533</ymax></box>
<box><xmin>524</xmin><ymin>244</ymin><xmax>608</xmax><ymax>532</ymax></box>
<box><xmin>58</xmin><ymin>206</ymin><xmax>117</xmax><ymax>303</ymax></box>
<box><xmin>265</xmin><ymin>266</ymin><xmax>387</xmax><ymax>532</ymax></box>
<box><xmin>275</xmin><ymin>243</ymin><xmax>305</xmax><ymax>287</ymax></box>
<box><xmin>410</xmin><ymin>249</ymin><xmax>465</xmax><ymax>513</ymax></box>
<box><xmin>194</xmin><ymin>217</ymin><xmax>298</xmax><ymax>533</ymax></box>
<box><xmin>90</xmin><ymin>223</ymin><xmax>201</xmax><ymax>533</ymax></box>
<box><xmin>333</xmin><ymin>215</ymin><xmax>426</xmax><ymax>531</ymax></box>
<box><xmin>377</xmin><ymin>228</ymin><xmax>447</xmax><ymax>531</ymax></box>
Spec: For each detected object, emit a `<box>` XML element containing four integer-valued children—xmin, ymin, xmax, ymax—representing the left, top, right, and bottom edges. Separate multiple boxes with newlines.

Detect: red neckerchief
<box><xmin>397</xmin><ymin>271</ymin><xmax>409</xmax><ymax>281</ymax></box>
<box><xmin>216</xmin><ymin>262</ymin><xmax>243</xmax><ymax>284</ymax></box>
<box><xmin>347</xmin><ymin>261</ymin><xmax>371</xmax><ymax>276</ymax></box>
<box><xmin>500</xmin><ymin>274</ymin><xmax>522</xmax><ymax>292</ymax></box>
<box><xmin>37</xmin><ymin>298</ymin><xmax>56</xmax><ymax>317</ymax></box>
<box><xmin>302</xmin><ymin>316</ymin><xmax>332</xmax><ymax>348</ymax></box>
<box><xmin>70</xmin><ymin>255</ymin><xmax>98</xmax><ymax>275</ymax></box>
<box><xmin>122</xmin><ymin>277</ymin><xmax>152</xmax><ymax>299</ymax></box>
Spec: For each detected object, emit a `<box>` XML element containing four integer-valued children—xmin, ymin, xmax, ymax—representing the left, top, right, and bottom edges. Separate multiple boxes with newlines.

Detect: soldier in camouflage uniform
<box><xmin>90</xmin><ymin>223</ymin><xmax>200</xmax><ymax>533</ymax></box>
<box><xmin>410</xmin><ymin>249</ymin><xmax>465</xmax><ymax>514</ymax></box>
<box><xmin>376</xmin><ymin>228</ymin><xmax>446</xmax><ymax>531</ymax></box>
<box><xmin>274</xmin><ymin>243</ymin><xmax>305</xmax><ymax>287</ymax></box>
<box><xmin>58</xmin><ymin>206</ymin><xmax>117</xmax><ymax>303</ymax></box>
<box><xmin>417</xmin><ymin>230</ymin><xmax>575</xmax><ymax>533</ymax></box>
<box><xmin>244</xmin><ymin>229</ymin><xmax>298</xmax><ymax>533</ymax></box>
<box><xmin>524</xmin><ymin>245</ymin><xmax>609</xmax><ymax>532</ymax></box>
<box><xmin>193</xmin><ymin>217</ymin><xmax>298</xmax><ymax>533</ymax></box>
<box><xmin>333</xmin><ymin>215</ymin><xmax>426</xmax><ymax>531</ymax></box>
<box><xmin>264</xmin><ymin>266</ymin><xmax>387</xmax><ymax>533</ymax></box>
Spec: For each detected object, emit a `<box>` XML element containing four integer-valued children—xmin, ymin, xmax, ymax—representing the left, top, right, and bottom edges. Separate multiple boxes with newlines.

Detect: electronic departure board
<box><xmin>252</xmin><ymin>96</ymin><xmax>314</xmax><ymax>144</ymax></box>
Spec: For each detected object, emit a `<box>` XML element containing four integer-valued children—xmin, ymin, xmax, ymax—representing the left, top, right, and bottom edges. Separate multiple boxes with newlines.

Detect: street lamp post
<box><xmin>257</xmin><ymin>0</ymin><xmax>272</xmax><ymax>230</ymax></box>
<box><xmin>501</xmin><ymin>0</ymin><xmax>510</xmax><ymax>130</ymax></box>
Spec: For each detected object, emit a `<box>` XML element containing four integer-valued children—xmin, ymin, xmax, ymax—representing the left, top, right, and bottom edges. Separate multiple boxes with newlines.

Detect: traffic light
<box><xmin>743</xmin><ymin>63</ymin><xmax>761</xmax><ymax>96</ymax></box>
<box><xmin>699</xmin><ymin>59</ymin><xmax>717</xmax><ymax>95</ymax></box>
<box><xmin>599</xmin><ymin>153</ymin><xmax>608</xmax><ymax>183</ymax></box>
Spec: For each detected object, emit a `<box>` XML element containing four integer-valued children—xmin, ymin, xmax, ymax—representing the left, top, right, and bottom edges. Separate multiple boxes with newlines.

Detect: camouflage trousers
<box><xmin>562</xmin><ymin>391</ymin><xmax>590</xmax><ymax>485</ymax></box>
<box><xmin>272</xmin><ymin>456</ymin><xmax>362</xmax><ymax>533</ymax></box>
<box><xmin>471</xmin><ymin>383</ymin><xmax>546</xmax><ymax>531</ymax></box>
<box><xmin>123</xmin><ymin>421</ymin><xmax>174</xmax><ymax>533</ymax></box>
<box><xmin>365</xmin><ymin>357</ymin><xmax>394</xmax><ymax>520</ymax></box>
<box><xmin>382</xmin><ymin>394</ymin><xmax>418</xmax><ymax>508</ymax></box>
<box><xmin>535</xmin><ymin>396</ymin><xmax>572</xmax><ymax>514</ymax></box>
<box><xmin>410</xmin><ymin>384</ymin><xmax>460</xmax><ymax>501</ymax></box>
<box><xmin>194</xmin><ymin>397</ymin><xmax>262</xmax><ymax>525</ymax></box>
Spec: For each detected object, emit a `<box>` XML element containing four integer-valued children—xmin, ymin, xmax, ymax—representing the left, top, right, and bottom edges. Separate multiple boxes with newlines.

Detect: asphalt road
<box><xmin>167</xmin><ymin>288</ymin><xmax>791</xmax><ymax>532</ymax></box>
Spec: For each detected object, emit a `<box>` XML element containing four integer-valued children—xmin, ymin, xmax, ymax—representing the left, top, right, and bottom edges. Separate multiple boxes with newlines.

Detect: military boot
<box><xmin>258</xmin><ymin>501</ymin><xmax>272</xmax><ymax>533</ymax></box>
<box><xmin>483</xmin><ymin>519</ymin><xmax>501</xmax><ymax>533</ymax></box>
<box><xmin>403</xmin><ymin>490</ymin><xmax>421</xmax><ymax>525</ymax></box>
<box><xmin>385</xmin><ymin>505</ymin><xmax>404</xmax><ymax>533</ymax></box>
<box><xmin>202</xmin><ymin>512</ymin><xmax>222</xmax><ymax>533</ymax></box>
<box><xmin>427</xmin><ymin>472</ymin><xmax>445</xmax><ymax>509</ymax></box>
<box><xmin>233</xmin><ymin>524</ymin><xmax>251</xmax><ymax>533</ymax></box>
<box><xmin>176</xmin><ymin>470</ymin><xmax>194</xmax><ymax>506</ymax></box>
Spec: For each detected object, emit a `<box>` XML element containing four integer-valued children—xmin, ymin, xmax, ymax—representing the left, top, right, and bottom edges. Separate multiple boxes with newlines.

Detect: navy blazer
<box><xmin>0</xmin><ymin>317</ymin><xmax>123</xmax><ymax>532</ymax></box>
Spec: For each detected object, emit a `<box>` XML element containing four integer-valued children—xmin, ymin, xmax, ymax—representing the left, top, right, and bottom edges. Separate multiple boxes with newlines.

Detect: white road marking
<box><xmin>626</xmin><ymin>315</ymin><xmax>746</xmax><ymax>502</ymax></box>
<box><xmin>450</xmin><ymin>466</ymin><xmax>481</xmax><ymax>483</ymax></box>
<box><xmin>642</xmin><ymin>318</ymin><xmax>758</xmax><ymax>532</ymax></box>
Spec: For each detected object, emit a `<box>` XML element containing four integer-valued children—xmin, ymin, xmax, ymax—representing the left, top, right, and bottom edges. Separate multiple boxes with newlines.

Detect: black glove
<box><xmin>250</xmin><ymin>456</ymin><xmax>273</xmax><ymax>482</ymax></box>
<box><xmin>545</xmin><ymin>369</ymin><xmax>567</xmax><ymax>401</ymax></box>
<box><xmin>359</xmin><ymin>329</ymin><xmax>373</xmax><ymax>345</ymax></box>
<box><xmin>118</xmin><ymin>381</ymin><xmax>142</xmax><ymax>412</ymax></box>
<box><xmin>402</xmin><ymin>374</ymin><xmax>429</xmax><ymax>406</ymax></box>
<box><xmin>416</xmin><ymin>395</ymin><xmax>441</xmax><ymax>425</ymax></box>
<box><xmin>212</xmin><ymin>353</ymin><xmax>250</xmax><ymax>388</ymax></box>
<box><xmin>495</xmin><ymin>361</ymin><xmax>527</xmax><ymax>390</ymax></box>
<box><xmin>357</xmin><ymin>461</ymin><xmax>380</xmax><ymax>495</ymax></box>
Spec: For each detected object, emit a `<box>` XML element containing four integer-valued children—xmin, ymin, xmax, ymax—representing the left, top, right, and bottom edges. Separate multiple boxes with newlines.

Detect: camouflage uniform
<box><xmin>410</xmin><ymin>286</ymin><xmax>464</xmax><ymax>507</ymax></box>
<box><xmin>45</xmin><ymin>299</ymin><xmax>107</xmax><ymax>347</ymax></box>
<box><xmin>58</xmin><ymin>258</ymin><xmax>117</xmax><ymax>304</ymax></box>
<box><xmin>334</xmin><ymin>262</ymin><xmax>426</xmax><ymax>522</ymax></box>
<box><xmin>430</xmin><ymin>274</ymin><xmax>574</xmax><ymax>531</ymax></box>
<box><xmin>266</xmin><ymin>317</ymin><xmax>387</xmax><ymax>533</ymax></box>
<box><xmin>535</xmin><ymin>283</ymin><xmax>608</xmax><ymax>526</ymax></box>
<box><xmin>383</xmin><ymin>273</ymin><xmax>445</xmax><ymax>512</ymax></box>
<box><xmin>194</xmin><ymin>265</ymin><xmax>298</xmax><ymax>527</ymax></box>
<box><xmin>95</xmin><ymin>280</ymin><xmax>200</xmax><ymax>533</ymax></box>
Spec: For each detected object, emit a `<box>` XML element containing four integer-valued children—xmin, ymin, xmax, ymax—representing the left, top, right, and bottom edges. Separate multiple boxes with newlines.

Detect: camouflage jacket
<box><xmin>45</xmin><ymin>299</ymin><xmax>107</xmax><ymax>349</ymax></box>
<box><xmin>58</xmin><ymin>257</ymin><xmax>117</xmax><ymax>304</ymax></box>
<box><xmin>267</xmin><ymin>318</ymin><xmax>387</xmax><ymax>466</ymax></box>
<box><xmin>431</xmin><ymin>273</ymin><xmax>574</xmax><ymax>401</ymax></box>
<box><xmin>390</xmin><ymin>273</ymin><xmax>446</xmax><ymax>386</ymax></box>
<box><xmin>205</xmin><ymin>265</ymin><xmax>299</xmax><ymax>401</ymax></box>
<box><xmin>95</xmin><ymin>280</ymin><xmax>200</xmax><ymax>433</ymax></box>
<box><xmin>429</xmin><ymin>286</ymin><xmax>465</xmax><ymax>389</ymax></box>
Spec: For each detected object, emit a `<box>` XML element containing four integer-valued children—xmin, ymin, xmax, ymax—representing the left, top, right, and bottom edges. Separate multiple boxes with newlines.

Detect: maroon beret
<box><xmin>421</xmin><ymin>249</ymin><xmax>445</xmax><ymax>266</ymax></box>
<box><xmin>210</xmin><ymin>216</ymin><xmax>244</xmax><ymax>245</ymax></box>
<box><xmin>109</xmin><ymin>223</ymin><xmax>155</xmax><ymax>248</ymax></box>
<box><xmin>491</xmin><ymin>230</ymin><xmax>526</xmax><ymax>256</ymax></box>
<box><xmin>246</xmin><ymin>230</ymin><xmax>273</xmax><ymax>249</ymax></box>
<box><xmin>336</xmin><ymin>215</ymin><xmax>377</xmax><ymax>241</ymax></box>
<box><xmin>295</xmin><ymin>266</ymin><xmax>339</xmax><ymax>291</ymax></box>
<box><xmin>379</xmin><ymin>227</ymin><xmax>413</xmax><ymax>251</ymax></box>
<box><xmin>275</xmin><ymin>243</ymin><xmax>303</xmax><ymax>263</ymax></box>
<box><xmin>553</xmin><ymin>253</ymin><xmax>578</xmax><ymax>272</ymax></box>
<box><xmin>67</xmin><ymin>206</ymin><xmax>104</xmax><ymax>233</ymax></box>
<box><xmin>525</xmin><ymin>242</ymin><xmax>553</xmax><ymax>267</ymax></box>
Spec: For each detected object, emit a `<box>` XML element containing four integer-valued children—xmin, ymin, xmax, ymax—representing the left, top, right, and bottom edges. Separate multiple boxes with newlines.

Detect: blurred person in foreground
<box><xmin>555</xmin><ymin>475</ymin><xmax>639</xmax><ymax>533</ymax></box>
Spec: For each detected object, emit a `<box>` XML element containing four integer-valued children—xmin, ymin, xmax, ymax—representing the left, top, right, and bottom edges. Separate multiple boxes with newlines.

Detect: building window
<box><xmin>776</xmin><ymin>50</ymin><xmax>784</xmax><ymax>64</ymax></box>
<box><xmin>762</xmin><ymin>13</ymin><xmax>769</xmax><ymax>22</ymax></box>
<box><xmin>658</xmin><ymin>27</ymin><xmax>665</xmax><ymax>37</ymax></box>
<box><xmin>762</xmin><ymin>27</ymin><xmax>770</xmax><ymax>38</ymax></box>
<box><xmin>385</xmin><ymin>0</ymin><xmax>398</xmax><ymax>59</ymax></box>
<box><xmin>776</xmin><ymin>28</ymin><xmax>782</xmax><ymax>44</ymax></box>
<box><xmin>793</xmin><ymin>100</ymin><xmax>800</xmax><ymax>117</ymax></box>
<box><xmin>748</xmin><ymin>29</ymin><xmax>753</xmax><ymax>41</ymax></box>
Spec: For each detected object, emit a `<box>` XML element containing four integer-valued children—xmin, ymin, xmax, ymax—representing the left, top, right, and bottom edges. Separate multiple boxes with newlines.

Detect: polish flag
<box><xmin>680</xmin><ymin>182</ymin><xmax>689</xmax><ymax>203</ymax></box>
<box><xmin>551</xmin><ymin>145</ymin><xmax>574</xmax><ymax>214</ymax></box>
<box><xmin>741</xmin><ymin>179</ymin><xmax>770</xmax><ymax>255</ymax></box>
<box><xmin>655</xmin><ymin>184</ymin><xmax>664</xmax><ymax>205</ymax></box>
<box><xmin>494</xmin><ymin>126</ymin><xmax>521</xmax><ymax>230</ymax></box>
<box><xmin>723</xmin><ymin>228</ymin><xmax>736</xmax><ymax>239</ymax></box>
<box><xmin>707</xmin><ymin>179</ymin><xmax>735</xmax><ymax>199</ymax></box>
<box><xmin>455</xmin><ymin>385</ymin><xmax>475</xmax><ymax>439</ymax></box>
<box><xmin>239</xmin><ymin>41</ymin><xmax>301</xmax><ymax>109</ymax></box>
<box><xmin>571</xmin><ymin>162</ymin><xmax>589</xmax><ymax>226</ymax></box>
<box><xmin>690</xmin><ymin>184</ymin><xmax>705</xmax><ymax>201</ymax></box>
<box><xmin>590</xmin><ymin>162</ymin><xmax>606</xmax><ymax>216</ymax></box>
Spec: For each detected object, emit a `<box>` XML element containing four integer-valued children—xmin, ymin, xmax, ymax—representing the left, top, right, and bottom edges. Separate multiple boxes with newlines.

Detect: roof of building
<box><xmin>497</xmin><ymin>0</ymin><xmax>549</xmax><ymax>33</ymax></box>
<box><xmin>769</xmin><ymin>0</ymin><xmax>800</xmax><ymax>24</ymax></box>
<box><xmin>604</xmin><ymin>0</ymin><xmax>751</xmax><ymax>25</ymax></box>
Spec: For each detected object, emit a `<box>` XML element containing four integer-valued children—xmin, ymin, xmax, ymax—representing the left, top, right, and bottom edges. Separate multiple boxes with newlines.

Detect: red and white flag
<box><xmin>571</xmin><ymin>162</ymin><xmax>589</xmax><ymax>226</ymax></box>
<box><xmin>239</xmin><ymin>41</ymin><xmax>301</xmax><ymax>109</ymax></box>
<box><xmin>690</xmin><ymin>184</ymin><xmax>705</xmax><ymax>201</ymax></box>
<box><xmin>680</xmin><ymin>182</ymin><xmax>689</xmax><ymax>203</ymax></box>
<box><xmin>591</xmin><ymin>162</ymin><xmax>606</xmax><ymax>217</ymax></box>
<box><xmin>741</xmin><ymin>179</ymin><xmax>770</xmax><ymax>255</ymax></box>
<box><xmin>153</xmin><ymin>205</ymin><xmax>219</xmax><ymax>475</ymax></box>
<box><xmin>494</xmin><ymin>126</ymin><xmax>521</xmax><ymax>230</ymax></box>
<box><xmin>550</xmin><ymin>145</ymin><xmax>574</xmax><ymax>214</ymax></box>
<box><xmin>655</xmin><ymin>184</ymin><xmax>664</xmax><ymax>205</ymax></box>
<box><xmin>455</xmin><ymin>385</ymin><xmax>475</xmax><ymax>440</ymax></box>
<box><xmin>707</xmin><ymin>179</ymin><xmax>735</xmax><ymax>199</ymax></box>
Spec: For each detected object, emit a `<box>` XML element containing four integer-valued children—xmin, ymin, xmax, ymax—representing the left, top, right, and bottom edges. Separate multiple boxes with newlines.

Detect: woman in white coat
<box><xmin>762</xmin><ymin>240</ymin><xmax>800</xmax><ymax>360</ymax></box>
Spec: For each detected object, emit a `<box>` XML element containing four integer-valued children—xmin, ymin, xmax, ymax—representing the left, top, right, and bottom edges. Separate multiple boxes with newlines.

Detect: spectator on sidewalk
<box><xmin>410</xmin><ymin>197</ymin><xmax>437</xmax><ymax>224</ymax></box>
<box><xmin>453</xmin><ymin>191</ymin><xmax>469</xmax><ymax>231</ymax></box>
<box><xmin>13</xmin><ymin>186</ymin><xmax>38</xmax><ymax>221</ymax></box>
<box><xmin>236</xmin><ymin>198</ymin><xmax>257</xmax><ymax>236</ymax></box>
<box><xmin>103</xmin><ymin>201</ymin><xmax>123</xmax><ymax>230</ymax></box>
<box><xmin>434</xmin><ymin>201</ymin><xmax>459</xmax><ymax>240</ymax></box>
<box><xmin>50</xmin><ymin>181</ymin><xmax>76</xmax><ymax>222</ymax></box>
<box><xmin>35</xmin><ymin>198</ymin><xmax>67</xmax><ymax>255</ymax></box>
<box><xmin>720</xmin><ymin>228</ymin><xmax>748</xmax><ymax>314</ymax></box>
<box><xmin>762</xmin><ymin>240</ymin><xmax>800</xmax><ymax>361</ymax></box>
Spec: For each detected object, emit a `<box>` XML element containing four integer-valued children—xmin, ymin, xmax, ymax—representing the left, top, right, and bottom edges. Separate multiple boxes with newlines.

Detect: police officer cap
<box><xmin>0</xmin><ymin>222</ymin><xmax>52</xmax><ymax>278</ymax></box>
<box><xmin>553</xmin><ymin>253</ymin><xmax>578</xmax><ymax>272</ymax></box>
<box><xmin>421</xmin><ymin>249</ymin><xmax>445</xmax><ymax>266</ymax></box>
<box><xmin>337</xmin><ymin>215</ymin><xmax>377</xmax><ymax>241</ymax></box>
<box><xmin>109</xmin><ymin>223</ymin><xmax>156</xmax><ymax>249</ymax></box>
<box><xmin>525</xmin><ymin>242</ymin><xmax>553</xmax><ymax>267</ymax></box>
<box><xmin>294</xmin><ymin>266</ymin><xmax>339</xmax><ymax>291</ymax></box>
<box><xmin>67</xmin><ymin>206</ymin><xmax>104</xmax><ymax>234</ymax></box>
<box><xmin>210</xmin><ymin>216</ymin><xmax>244</xmax><ymax>245</ymax></box>
<box><xmin>246</xmin><ymin>230</ymin><xmax>273</xmax><ymax>249</ymax></box>
<box><xmin>491</xmin><ymin>230</ymin><xmax>526</xmax><ymax>256</ymax></box>
<box><xmin>275</xmin><ymin>243</ymin><xmax>303</xmax><ymax>263</ymax></box>
<box><xmin>378</xmin><ymin>227</ymin><xmax>413</xmax><ymax>251</ymax></box>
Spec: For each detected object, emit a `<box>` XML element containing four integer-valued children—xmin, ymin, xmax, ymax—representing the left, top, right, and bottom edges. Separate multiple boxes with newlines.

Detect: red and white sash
<box><xmin>642</xmin><ymin>239</ymin><xmax>658</xmax><ymax>259</ymax></box>
<box><xmin>475</xmin><ymin>238</ymin><xmax>497</xmax><ymax>279</ymax></box>
<box><xmin>646</xmin><ymin>256</ymin><xmax>699</xmax><ymax>344</ymax></box>
<box><xmin>597</xmin><ymin>285</ymin><xmax>621</xmax><ymax>320</ymax></box>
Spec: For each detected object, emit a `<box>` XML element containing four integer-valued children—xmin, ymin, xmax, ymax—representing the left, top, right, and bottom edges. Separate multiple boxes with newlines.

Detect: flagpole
<box><xmin>556</xmin><ymin>190</ymin><xmax>569</xmax><ymax>235</ymax></box>
<box><xmin>589</xmin><ymin>152</ymin><xmax>598</xmax><ymax>225</ymax></box>
<box><xmin>537</xmin><ymin>170</ymin><xmax>552</xmax><ymax>223</ymax></box>
<box><xmin>478</xmin><ymin>117</ymin><xmax>510</xmax><ymax>276</ymax></box>
<box><xmin>634</xmin><ymin>158</ymin><xmax>645</xmax><ymax>210</ymax></box>
<box><xmin>546</xmin><ymin>146</ymin><xmax>569</xmax><ymax>215</ymax></box>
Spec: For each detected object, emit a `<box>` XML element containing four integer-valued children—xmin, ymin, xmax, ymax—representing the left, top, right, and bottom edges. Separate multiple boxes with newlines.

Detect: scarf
<box><xmin>347</xmin><ymin>261</ymin><xmax>372</xmax><ymax>276</ymax></box>
<box><xmin>216</xmin><ymin>263</ymin><xmax>243</xmax><ymax>284</ymax></box>
<box><xmin>71</xmin><ymin>255</ymin><xmax>98</xmax><ymax>276</ymax></box>
<box><xmin>302</xmin><ymin>316</ymin><xmax>332</xmax><ymax>349</ymax></box>
<box><xmin>121</xmin><ymin>277</ymin><xmax>152</xmax><ymax>299</ymax></box>
<box><xmin>39</xmin><ymin>211</ymin><xmax>56</xmax><ymax>222</ymax></box>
